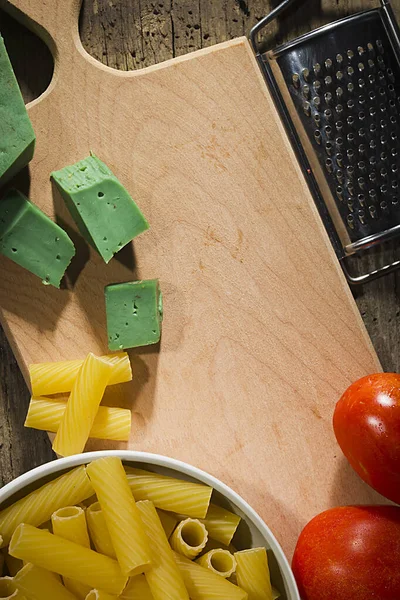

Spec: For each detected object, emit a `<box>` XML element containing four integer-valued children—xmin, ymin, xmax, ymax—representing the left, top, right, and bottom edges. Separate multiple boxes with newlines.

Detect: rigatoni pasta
<box><xmin>25</xmin><ymin>398</ymin><xmax>131</xmax><ymax>441</ymax></box>
<box><xmin>29</xmin><ymin>352</ymin><xmax>132</xmax><ymax>396</ymax></box>
<box><xmin>53</xmin><ymin>354</ymin><xmax>114</xmax><ymax>457</ymax></box>
<box><xmin>170</xmin><ymin>518</ymin><xmax>208</xmax><ymax>559</ymax></box>
<box><xmin>199</xmin><ymin>504</ymin><xmax>241</xmax><ymax>545</ymax></box>
<box><xmin>156</xmin><ymin>510</ymin><xmax>178</xmax><ymax>540</ymax></box>
<box><xmin>51</xmin><ymin>506</ymin><xmax>91</xmax><ymax>599</ymax></box>
<box><xmin>124</xmin><ymin>469</ymin><xmax>212</xmax><ymax>518</ymax></box>
<box><xmin>86</xmin><ymin>502</ymin><xmax>116</xmax><ymax>558</ymax></box>
<box><xmin>119</xmin><ymin>575</ymin><xmax>153</xmax><ymax>600</ymax></box>
<box><xmin>196</xmin><ymin>548</ymin><xmax>236</xmax><ymax>578</ymax></box>
<box><xmin>86</xmin><ymin>458</ymin><xmax>151</xmax><ymax>576</ymax></box>
<box><xmin>235</xmin><ymin>548</ymin><xmax>273</xmax><ymax>600</ymax></box>
<box><xmin>173</xmin><ymin>551</ymin><xmax>248</xmax><ymax>600</ymax></box>
<box><xmin>9</xmin><ymin>524</ymin><xmax>128</xmax><ymax>595</ymax></box>
<box><xmin>13</xmin><ymin>563</ymin><xmax>77</xmax><ymax>600</ymax></box>
<box><xmin>0</xmin><ymin>466</ymin><xmax>93</xmax><ymax>547</ymax></box>
<box><xmin>51</xmin><ymin>506</ymin><xmax>90</xmax><ymax>548</ymax></box>
<box><xmin>136</xmin><ymin>500</ymin><xmax>189</xmax><ymax>600</ymax></box>
<box><xmin>84</xmin><ymin>590</ymin><xmax>117</xmax><ymax>600</ymax></box>
<box><xmin>0</xmin><ymin>576</ymin><xmax>24</xmax><ymax>599</ymax></box>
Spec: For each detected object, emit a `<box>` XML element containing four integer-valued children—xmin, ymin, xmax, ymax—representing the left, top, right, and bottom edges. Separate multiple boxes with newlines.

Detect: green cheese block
<box><xmin>51</xmin><ymin>154</ymin><xmax>149</xmax><ymax>263</ymax></box>
<box><xmin>0</xmin><ymin>36</ymin><xmax>36</xmax><ymax>187</ymax></box>
<box><xmin>0</xmin><ymin>190</ymin><xmax>75</xmax><ymax>288</ymax></box>
<box><xmin>105</xmin><ymin>279</ymin><xmax>163</xmax><ymax>350</ymax></box>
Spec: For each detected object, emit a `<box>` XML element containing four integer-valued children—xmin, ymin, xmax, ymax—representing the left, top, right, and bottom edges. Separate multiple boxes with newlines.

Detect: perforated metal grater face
<box><xmin>250</xmin><ymin>1</ymin><xmax>400</xmax><ymax>283</ymax></box>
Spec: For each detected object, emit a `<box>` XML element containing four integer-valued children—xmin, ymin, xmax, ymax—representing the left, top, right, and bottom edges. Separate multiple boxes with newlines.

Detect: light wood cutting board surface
<box><xmin>0</xmin><ymin>0</ymin><xmax>386</xmax><ymax>558</ymax></box>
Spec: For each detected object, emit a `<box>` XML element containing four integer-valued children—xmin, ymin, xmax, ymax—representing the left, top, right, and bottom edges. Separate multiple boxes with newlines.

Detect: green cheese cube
<box><xmin>0</xmin><ymin>190</ymin><xmax>75</xmax><ymax>287</ymax></box>
<box><xmin>105</xmin><ymin>279</ymin><xmax>163</xmax><ymax>350</ymax></box>
<box><xmin>0</xmin><ymin>36</ymin><xmax>35</xmax><ymax>187</ymax></box>
<box><xmin>51</xmin><ymin>155</ymin><xmax>149</xmax><ymax>263</ymax></box>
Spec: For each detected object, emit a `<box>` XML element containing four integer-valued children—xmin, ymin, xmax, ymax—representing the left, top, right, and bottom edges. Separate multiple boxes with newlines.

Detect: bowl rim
<box><xmin>0</xmin><ymin>450</ymin><xmax>300</xmax><ymax>600</ymax></box>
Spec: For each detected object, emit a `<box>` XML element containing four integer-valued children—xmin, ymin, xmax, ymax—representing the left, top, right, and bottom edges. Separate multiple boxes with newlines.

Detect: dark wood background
<box><xmin>1</xmin><ymin>0</ymin><xmax>400</xmax><ymax>486</ymax></box>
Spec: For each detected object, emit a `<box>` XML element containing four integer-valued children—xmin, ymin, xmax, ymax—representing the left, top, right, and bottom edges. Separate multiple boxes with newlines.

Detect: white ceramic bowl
<box><xmin>0</xmin><ymin>450</ymin><xmax>300</xmax><ymax>600</ymax></box>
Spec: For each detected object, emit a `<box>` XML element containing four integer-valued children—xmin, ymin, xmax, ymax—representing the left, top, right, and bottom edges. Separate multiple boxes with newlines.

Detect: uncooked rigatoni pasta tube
<box><xmin>0</xmin><ymin>466</ymin><xmax>93</xmax><ymax>547</ymax></box>
<box><xmin>119</xmin><ymin>575</ymin><xmax>153</xmax><ymax>600</ymax></box>
<box><xmin>29</xmin><ymin>352</ymin><xmax>132</xmax><ymax>396</ymax></box>
<box><xmin>173</xmin><ymin>551</ymin><xmax>248</xmax><ymax>600</ymax></box>
<box><xmin>136</xmin><ymin>500</ymin><xmax>188</xmax><ymax>600</ymax></box>
<box><xmin>124</xmin><ymin>469</ymin><xmax>212</xmax><ymax>518</ymax></box>
<box><xmin>51</xmin><ymin>506</ymin><xmax>90</xmax><ymax>547</ymax></box>
<box><xmin>235</xmin><ymin>548</ymin><xmax>273</xmax><ymax>600</ymax></box>
<box><xmin>196</xmin><ymin>548</ymin><xmax>236</xmax><ymax>578</ymax></box>
<box><xmin>86</xmin><ymin>502</ymin><xmax>116</xmax><ymax>558</ymax></box>
<box><xmin>53</xmin><ymin>354</ymin><xmax>114</xmax><ymax>457</ymax></box>
<box><xmin>0</xmin><ymin>576</ymin><xmax>24</xmax><ymax>599</ymax></box>
<box><xmin>25</xmin><ymin>398</ymin><xmax>131</xmax><ymax>441</ymax></box>
<box><xmin>85</xmin><ymin>591</ymin><xmax>117</xmax><ymax>600</ymax></box>
<box><xmin>170</xmin><ymin>518</ymin><xmax>208</xmax><ymax>559</ymax></box>
<box><xmin>199</xmin><ymin>504</ymin><xmax>241</xmax><ymax>545</ymax></box>
<box><xmin>51</xmin><ymin>506</ymin><xmax>91</xmax><ymax>599</ymax></box>
<box><xmin>156</xmin><ymin>510</ymin><xmax>178</xmax><ymax>539</ymax></box>
<box><xmin>9</xmin><ymin>524</ymin><xmax>127</xmax><ymax>595</ymax></box>
<box><xmin>86</xmin><ymin>458</ymin><xmax>151</xmax><ymax>576</ymax></box>
<box><xmin>13</xmin><ymin>563</ymin><xmax>76</xmax><ymax>600</ymax></box>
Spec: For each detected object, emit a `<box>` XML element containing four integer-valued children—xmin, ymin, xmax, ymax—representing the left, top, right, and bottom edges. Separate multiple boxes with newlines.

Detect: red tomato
<box><xmin>292</xmin><ymin>506</ymin><xmax>400</xmax><ymax>600</ymax></box>
<box><xmin>333</xmin><ymin>372</ymin><xmax>400</xmax><ymax>504</ymax></box>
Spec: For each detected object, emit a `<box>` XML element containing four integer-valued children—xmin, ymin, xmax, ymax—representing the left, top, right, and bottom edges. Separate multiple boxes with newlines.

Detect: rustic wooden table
<box><xmin>1</xmin><ymin>0</ymin><xmax>400</xmax><ymax>486</ymax></box>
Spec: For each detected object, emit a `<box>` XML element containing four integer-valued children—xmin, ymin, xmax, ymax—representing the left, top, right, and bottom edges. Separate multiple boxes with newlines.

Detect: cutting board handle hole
<box><xmin>0</xmin><ymin>9</ymin><xmax>53</xmax><ymax>104</ymax></box>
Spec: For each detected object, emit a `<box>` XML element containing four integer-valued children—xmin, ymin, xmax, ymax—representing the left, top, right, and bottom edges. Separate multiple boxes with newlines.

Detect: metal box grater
<box><xmin>250</xmin><ymin>0</ymin><xmax>400</xmax><ymax>283</ymax></box>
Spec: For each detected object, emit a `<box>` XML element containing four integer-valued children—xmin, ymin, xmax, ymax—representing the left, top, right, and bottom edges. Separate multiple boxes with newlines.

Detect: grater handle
<box><xmin>250</xmin><ymin>0</ymin><xmax>298</xmax><ymax>54</ymax></box>
<box><xmin>341</xmin><ymin>257</ymin><xmax>400</xmax><ymax>285</ymax></box>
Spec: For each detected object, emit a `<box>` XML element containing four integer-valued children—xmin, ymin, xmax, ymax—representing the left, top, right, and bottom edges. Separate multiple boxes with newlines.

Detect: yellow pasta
<box><xmin>51</xmin><ymin>506</ymin><xmax>91</xmax><ymax>599</ymax></box>
<box><xmin>25</xmin><ymin>398</ymin><xmax>131</xmax><ymax>441</ymax></box>
<box><xmin>85</xmin><ymin>591</ymin><xmax>117</xmax><ymax>600</ymax></box>
<box><xmin>170</xmin><ymin>518</ymin><xmax>208</xmax><ymax>559</ymax></box>
<box><xmin>4</xmin><ymin>555</ymin><xmax>22</xmax><ymax>577</ymax></box>
<box><xmin>13</xmin><ymin>563</ymin><xmax>76</xmax><ymax>600</ymax></box>
<box><xmin>124</xmin><ymin>469</ymin><xmax>212</xmax><ymax>518</ymax></box>
<box><xmin>0</xmin><ymin>576</ymin><xmax>25</xmax><ymax>599</ymax></box>
<box><xmin>118</xmin><ymin>575</ymin><xmax>153</xmax><ymax>600</ymax></box>
<box><xmin>86</xmin><ymin>502</ymin><xmax>116</xmax><ymax>558</ymax></box>
<box><xmin>136</xmin><ymin>500</ymin><xmax>188</xmax><ymax>600</ymax></box>
<box><xmin>173</xmin><ymin>551</ymin><xmax>248</xmax><ymax>600</ymax></box>
<box><xmin>9</xmin><ymin>524</ymin><xmax>127</xmax><ymax>595</ymax></box>
<box><xmin>272</xmin><ymin>587</ymin><xmax>280</xmax><ymax>600</ymax></box>
<box><xmin>53</xmin><ymin>354</ymin><xmax>114</xmax><ymax>457</ymax></box>
<box><xmin>156</xmin><ymin>510</ymin><xmax>178</xmax><ymax>539</ymax></box>
<box><xmin>196</xmin><ymin>549</ymin><xmax>236</xmax><ymax>578</ymax></box>
<box><xmin>199</xmin><ymin>504</ymin><xmax>241</xmax><ymax>545</ymax></box>
<box><xmin>0</xmin><ymin>466</ymin><xmax>93</xmax><ymax>547</ymax></box>
<box><xmin>235</xmin><ymin>548</ymin><xmax>273</xmax><ymax>600</ymax></box>
<box><xmin>29</xmin><ymin>352</ymin><xmax>132</xmax><ymax>396</ymax></box>
<box><xmin>86</xmin><ymin>458</ymin><xmax>151</xmax><ymax>577</ymax></box>
<box><xmin>51</xmin><ymin>506</ymin><xmax>90</xmax><ymax>547</ymax></box>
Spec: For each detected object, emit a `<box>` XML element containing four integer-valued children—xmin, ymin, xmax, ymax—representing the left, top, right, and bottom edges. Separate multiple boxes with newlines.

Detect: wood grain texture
<box><xmin>0</xmin><ymin>0</ymin><xmax>398</xmax><ymax>558</ymax></box>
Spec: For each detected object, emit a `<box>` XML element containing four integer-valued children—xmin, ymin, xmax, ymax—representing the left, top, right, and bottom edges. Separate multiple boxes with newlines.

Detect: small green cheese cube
<box><xmin>0</xmin><ymin>36</ymin><xmax>35</xmax><ymax>187</ymax></box>
<box><xmin>51</xmin><ymin>155</ymin><xmax>149</xmax><ymax>263</ymax></box>
<box><xmin>0</xmin><ymin>190</ymin><xmax>75</xmax><ymax>287</ymax></box>
<box><xmin>105</xmin><ymin>279</ymin><xmax>163</xmax><ymax>350</ymax></box>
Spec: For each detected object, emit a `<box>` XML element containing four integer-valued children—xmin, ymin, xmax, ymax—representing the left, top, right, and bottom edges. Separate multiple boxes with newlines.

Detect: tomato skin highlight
<box><xmin>333</xmin><ymin>372</ymin><xmax>400</xmax><ymax>504</ymax></box>
<box><xmin>292</xmin><ymin>506</ymin><xmax>400</xmax><ymax>600</ymax></box>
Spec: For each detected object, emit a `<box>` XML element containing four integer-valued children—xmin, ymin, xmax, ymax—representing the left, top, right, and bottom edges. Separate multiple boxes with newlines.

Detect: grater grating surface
<box><xmin>251</xmin><ymin>1</ymin><xmax>400</xmax><ymax>282</ymax></box>
<box><xmin>273</xmin><ymin>10</ymin><xmax>400</xmax><ymax>251</ymax></box>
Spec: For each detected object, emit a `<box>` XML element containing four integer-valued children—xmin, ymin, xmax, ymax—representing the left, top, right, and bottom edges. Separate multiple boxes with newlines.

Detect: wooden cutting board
<box><xmin>0</xmin><ymin>0</ymin><xmax>386</xmax><ymax>558</ymax></box>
